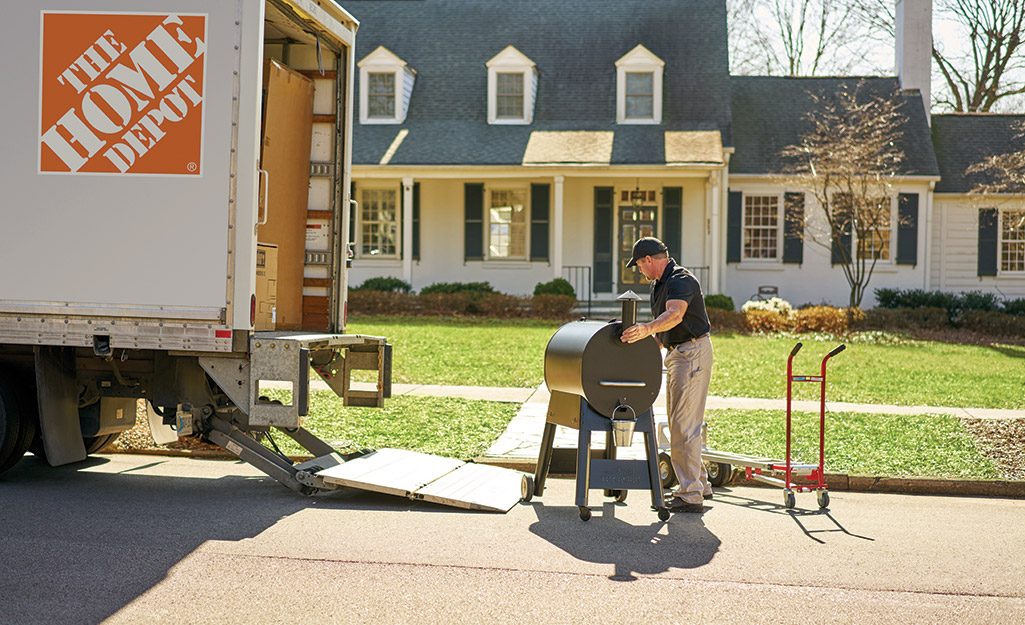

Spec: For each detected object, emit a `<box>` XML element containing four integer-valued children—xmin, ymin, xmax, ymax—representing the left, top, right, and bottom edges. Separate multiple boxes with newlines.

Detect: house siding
<box><xmin>932</xmin><ymin>196</ymin><xmax>1025</xmax><ymax>297</ymax></box>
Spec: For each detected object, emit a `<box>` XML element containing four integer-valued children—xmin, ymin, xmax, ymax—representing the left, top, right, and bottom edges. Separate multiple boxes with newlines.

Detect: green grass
<box><xmin>349</xmin><ymin>317</ymin><xmax>1025</xmax><ymax>410</ymax></box>
<box><xmin>269</xmin><ymin>391</ymin><xmax>518</xmax><ymax>460</ymax></box>
<box><xmin>705</xmin><ymin>409</ymin><xmax>1001</xmax><ymax>479</ymax></box>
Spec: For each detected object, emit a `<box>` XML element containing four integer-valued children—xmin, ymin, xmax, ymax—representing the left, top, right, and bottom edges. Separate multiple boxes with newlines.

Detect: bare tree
<box><xmin>730</xmin><ymin>0</ymin><xmax>880</xmax><ymax>76</ymax></box>
<box><xmin>780</xmin><ymin>82</ymin><xmax>909</xmax><ymax>308</ymax></box>
<box><xmin>852</xmin><ymin>0</ymin><xmax>1025</xmax><ymax>112</ymax></box>
<box><xmin>966</xmin><ymin>121</ymin><xmax>1025</xmax><ymax>194</ymax></box>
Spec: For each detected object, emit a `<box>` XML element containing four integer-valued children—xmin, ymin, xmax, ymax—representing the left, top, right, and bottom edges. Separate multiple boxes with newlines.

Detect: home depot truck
<box><xmin>0</xmin><ymin>0</ymin><xmax>394</xmax><ymax>495</ymax></box>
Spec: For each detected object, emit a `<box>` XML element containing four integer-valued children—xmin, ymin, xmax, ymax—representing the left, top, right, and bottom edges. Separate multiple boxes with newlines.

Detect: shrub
<box><xmin>1003</xmin><ymin>297</ymin><xmax>1025</xmax><ymax>317</ymax></box>
<box><xmin>418</xmin><ymin>292</ymin><xmax>474</xmax><ymax>315</ymax></box>
<box><xmin>707</xmin><ymin>308</ymin><xmax>746</xmax><ymax>332</ymax></box>
<box><xmin>352</xmin><ymin>276</ymin><xmax>412</xmax><ymax>293</ymax></box>
<box><xmin>959</xmin><ymin>290</ymin><xmax>1002</xmax><ymax>313</ymax></box>
<box><xmin>476</xmin><ymin>294</ymin><xmax>528</xmax><ymax>318</ymax></box>
<box><xmin>741</xmin><ymin>297</ymin><xmax>794</xmax><ymax>317</ymax></box>
<box><xmin>531</xmin><ymin>294</ymin><xmax>577</xmax><ymax>319</ymax></box>
<box><xmin>961</xmin><ymin>310</ymin><xmax>1025</xmax><ymax>337</ymax></box>
<box><xmin>705</xmin><ymin>293</ymin><xmax>735</xmax><ymax>311</ymax></box>
<box><xmin>534</xmin><ymin>278</ymin><xmax>575</xmax><ymax>298</ymax></box>
<box><xmin>347</xmin><ymin>290</ymin><xmax>418</xmax><ymax>315</ymax></box>
<box><xmin>861</xmin><ymin>306</ymin><xmax>950</xmax><ymax>331</ymax></box>
<box><xmin>792</xmin><ymin>306</ymin><xmax>849</xmax><ymax>334</ymax></box>
<box><xmin>420</xmin><ymin>281</ymin><xmax>496</xmax><ymax>296</ymax></box>
<box><xmin>744</xmin><ymin>309</ymin><xmax>790</xmax><ymax>333</ymax></box>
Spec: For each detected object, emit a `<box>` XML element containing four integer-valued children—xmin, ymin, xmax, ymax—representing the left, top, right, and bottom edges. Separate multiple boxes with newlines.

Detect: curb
<box><xmin>473</xmin><ymin>456</ymin><xmax>1025</xmax><ymax>499</ymax></box>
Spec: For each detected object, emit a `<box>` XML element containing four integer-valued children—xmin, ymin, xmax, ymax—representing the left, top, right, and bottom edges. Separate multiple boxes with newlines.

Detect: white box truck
<box><xmin>0</xmin><ymin>0</ymin><xmax>393</xmax><ymax>495</ymax></box>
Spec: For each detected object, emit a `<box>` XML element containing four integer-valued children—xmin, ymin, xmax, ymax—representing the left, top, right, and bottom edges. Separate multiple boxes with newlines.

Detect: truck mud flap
<box><xmin>316</xmin><ymin>448</ymin><xmax>526</xmax><ymax>513</ymax></box>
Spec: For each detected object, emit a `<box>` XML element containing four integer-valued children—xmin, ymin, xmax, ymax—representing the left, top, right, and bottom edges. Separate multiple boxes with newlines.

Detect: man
<box><xmin>620</xmin><ymin>237</ymin><xmax>713</xmax><ymax>513</ymax></box>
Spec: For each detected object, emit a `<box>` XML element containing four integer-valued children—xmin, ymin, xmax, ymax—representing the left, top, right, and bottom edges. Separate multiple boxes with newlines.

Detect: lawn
<box><xmin>349</xmin><ymin>317</ymin><xmax>1025</xmax><ymax>410</ymax></box>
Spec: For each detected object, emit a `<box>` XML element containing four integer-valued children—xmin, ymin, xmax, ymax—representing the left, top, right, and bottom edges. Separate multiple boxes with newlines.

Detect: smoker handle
<box><xmin>257</xmin><ymin>169</ymin><xmax>270</xmax><ymax>227</ymax></box>
<box><xmin>598</xmin><ymin>381</ymin><xmax>647</xmax><ymax>387</ymax></box>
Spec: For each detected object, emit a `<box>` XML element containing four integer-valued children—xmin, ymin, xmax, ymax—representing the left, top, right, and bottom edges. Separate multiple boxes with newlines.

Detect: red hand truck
<box><xmin>661</xmin><ymin>342</ymin><xmax>846</xmax><ymax>509</ymax></box>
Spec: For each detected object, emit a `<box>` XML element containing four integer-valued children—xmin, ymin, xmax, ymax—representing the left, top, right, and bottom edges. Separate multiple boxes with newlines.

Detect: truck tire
<box><xmin>84</xmin><ymin>433</ymin><xmax>120</xmax><ymax>454</ymax></box>
<box><xmin>0</xmin><ymin>374</ymin><xmax>34</xmax><ymax>474</ymax></box>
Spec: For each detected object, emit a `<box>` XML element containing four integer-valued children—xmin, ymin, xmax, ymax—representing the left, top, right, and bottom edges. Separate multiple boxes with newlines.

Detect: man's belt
<box><xmin>667</xmin><ymin>334</ymin><xmax>709</xmax><ymax>350</ymax></box>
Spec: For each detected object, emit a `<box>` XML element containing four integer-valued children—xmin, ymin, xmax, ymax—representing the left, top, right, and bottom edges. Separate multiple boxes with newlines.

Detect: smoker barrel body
<box><xmin>544</xmin><ymin>320</ymin><xmax>661</xmax><ymax>419</ymax></box>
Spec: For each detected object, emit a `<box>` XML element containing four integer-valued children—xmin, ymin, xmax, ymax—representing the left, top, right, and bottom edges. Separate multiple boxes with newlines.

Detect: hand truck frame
<box><xmin>656</xmin><ymin>342</ymin><xmax>845</xmax><ymax>509</ymax></box>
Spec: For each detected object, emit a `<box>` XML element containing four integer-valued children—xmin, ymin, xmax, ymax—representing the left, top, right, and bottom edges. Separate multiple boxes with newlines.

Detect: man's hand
<box><xmin>620</xmin><ymin>322</ymin><xmax>650</xmax><ymax>344</ymax></box>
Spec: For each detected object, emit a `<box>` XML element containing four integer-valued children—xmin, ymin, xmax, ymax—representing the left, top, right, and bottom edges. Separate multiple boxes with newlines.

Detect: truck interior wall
<box><xmin>258</xmin><ymin>59</ymin><xmax>315</xmax><ymax>331</ymax></box>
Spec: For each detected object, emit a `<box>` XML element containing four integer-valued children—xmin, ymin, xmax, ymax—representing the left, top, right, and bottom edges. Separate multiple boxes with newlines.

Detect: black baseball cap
<box><xmin>626</xmin><ymin>237</ymin><xmax>668</xmax><ymax>267</ymax></box>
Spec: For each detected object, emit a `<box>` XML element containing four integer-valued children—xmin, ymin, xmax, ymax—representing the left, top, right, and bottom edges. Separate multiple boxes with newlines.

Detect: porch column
<box><xmin>402</xmin><ymin>176</ymin><xmax>414</xmax><ymax>284</ymax></box>
<box><xmin>553</xmin><ymin>175</ymin><xmax>565</xmax><ymax>278</ymax></box>
<box><xmin>707</xmin><ymin>172</ymin><xmax>721</xmax><ymax>293</ymax></box>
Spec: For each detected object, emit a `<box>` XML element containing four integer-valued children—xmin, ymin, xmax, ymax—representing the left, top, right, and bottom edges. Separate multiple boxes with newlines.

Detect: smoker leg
<box><xmin>643</xmin><ymin>412</ymin><xmax>665</xmax><ymax>511</ymax></box>
<box><xmin>533</xmin><ymin>422</ymin><xmax>557</xmax><ymax>497</ymax></box>
<box><xmin>603</xmin><ymin>429</ymin><xmax>616</xmax><ymax>497</ymax></box>
<box><xmin>575</xmin><ymin>424</ymin><xmax>590</xmax><ymax>509</ymax></box>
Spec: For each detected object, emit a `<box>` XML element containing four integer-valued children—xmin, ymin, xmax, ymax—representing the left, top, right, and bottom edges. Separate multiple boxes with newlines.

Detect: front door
<box><xmin>617</xmin><ymin>194</ymin><xmax>658</xmax><ymax>294</ymax></box>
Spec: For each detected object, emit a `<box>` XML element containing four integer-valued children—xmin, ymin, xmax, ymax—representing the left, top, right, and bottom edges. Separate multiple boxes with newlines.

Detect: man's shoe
<box><xmin>703</xmin><ymin>493</ymin><xmax>713</xmax><ymax>500</ymax></box>
<box><xmin>666</xmin><ymin>497</ymin><xmax>704</xmax><ymax>513</ymax></box>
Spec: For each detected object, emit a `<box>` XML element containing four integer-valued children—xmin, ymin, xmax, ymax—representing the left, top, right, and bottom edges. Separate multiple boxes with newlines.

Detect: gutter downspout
<box><xmin>402</xmin><ymin>177</ymin><xmax>414</xmax><ymax>285</ymax></box>
<box><xmin>554</xmin><ymin>175</ymin><xmax>564</xmax><ymax>279</ymax></box>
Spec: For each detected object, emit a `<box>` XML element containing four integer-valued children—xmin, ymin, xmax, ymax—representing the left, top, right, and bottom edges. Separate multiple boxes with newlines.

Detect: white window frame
<box><xmin>358</xmin><ymin>46</ymin><xmax>415</xmax><ymax>125</ymax></box>
<box><xmin>831</xmin><ymin>192</ymin><xmax>897</xmax><ymax>264</ymax></box>
<box><xmin>999</xmin><ymin>207</ymin><xmax>1025</xmax><ymax>274</ymax></box>
<box><xmin>487</xmin><ymin>46</ymin><xmax>537</xmax><ymax>125</ymax></box>
<box><xmin>485</xmin><ymin>186</ymin><xmax>530</xmax><ymax>261</ymax></box>
<box><xmin>615</xmin><ymin>45</ymin><xmax>664</xmax><ymax>124</ymax></box>
<box><xmin>741</xmin><ymin>192</ymin><xmax>783</xmax><ymax>262</ymax></box>
<box><xmin>358</xmin><ymin>186</ymin><xmax>401</xmax><ymax>259</ymax></box>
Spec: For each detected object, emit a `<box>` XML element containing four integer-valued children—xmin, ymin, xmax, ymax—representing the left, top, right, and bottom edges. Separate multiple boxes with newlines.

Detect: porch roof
<box><xmin>932</xmin><ymin>114</ymin><xmax>1025</xmax><ymax>194</ymax></box>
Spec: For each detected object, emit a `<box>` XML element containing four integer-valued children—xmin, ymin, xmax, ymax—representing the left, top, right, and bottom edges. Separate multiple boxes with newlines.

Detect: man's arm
<box><xmin>620</xmin><ymin>299</ymin><xmax>688</xmax><ymax>345</ymax></box>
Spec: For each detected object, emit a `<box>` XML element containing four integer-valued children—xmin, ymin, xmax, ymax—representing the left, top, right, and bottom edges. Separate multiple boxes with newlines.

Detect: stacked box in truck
<box><xmin>0</xmin><ymin>0</ymin><xmax>392</xmax><ymax>493</ymax></box>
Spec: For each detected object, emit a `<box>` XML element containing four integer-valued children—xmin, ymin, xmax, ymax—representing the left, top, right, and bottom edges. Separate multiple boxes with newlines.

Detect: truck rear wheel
<box><xmin>0</xmin><ymin>373</ymin><xmax>35</xmax><ymax>474</ymax></box>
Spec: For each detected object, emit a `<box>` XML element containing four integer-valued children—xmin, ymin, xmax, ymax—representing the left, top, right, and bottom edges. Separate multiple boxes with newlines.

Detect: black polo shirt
<box><xmin>650</xmin><ymin>259</ymin><xmax>711</xmax><ymax>347</ymax></box>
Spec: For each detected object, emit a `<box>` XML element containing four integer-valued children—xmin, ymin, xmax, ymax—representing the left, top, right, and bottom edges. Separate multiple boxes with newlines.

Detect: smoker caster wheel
<box><xmin>520</xmin><ymin>475</ymin><xmax>534</xmax><ymax>502</ymax></box>
<box><xmin>707</xmin><ymin>461</ymin><xmax>732</xmax><ymax>488</ymax></box>
<box><xmin>658</xmin><ymin>452</ymin><xmax>678</xmax><ymax>489</ymax></box>
<box><xmin>817</xmin><ymin>490</ymin><xmax>830</xmax><ymax>509</ymax></box>
<box><xmin>578</xmin><ymin>506</ymin><xmax>591</xmax><ymax>521</ymax></box>
<box><xmin>658</xmin><ymin>508</ymin><xmax>671</xmax><ymax>522</ymax></box>
<box><xmin>613</xmin><ymin>489</ymin><xmax>628</xmax><ymax>503</ymax></box>
<box><xmin>784</xmin><ymin>489</ymin><xmax>796</xmax><ymax>509</ymax></box>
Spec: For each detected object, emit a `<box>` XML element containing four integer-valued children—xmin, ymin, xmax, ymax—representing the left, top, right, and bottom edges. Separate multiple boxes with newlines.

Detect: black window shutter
<box><xmin>464</xmin><ymin>183</ymin><xmax>484</xmax><ymax>261</ymax></box>
<box><xmin>593</xmin><ymin>187</ymin><xmax>613</xmax><ymax>293</ymax></box>
<box><xmin>831</xmin><ymin>197</ymin><xmax>852</xmax><ymax>265</ymax></box>
<box><xmin>727</xmin><ymin>190</ymin><xmax>742</xmax><ymax>263</ymax></box>
<box><xmin>349</xmin><ymin>181</ymin><xmax>357</xmax><ymax>251</ymax></box>
<box><xmin>783</xmin><ymin>192</ymin><xmax>804</xmax><ymax>264</ymax></box>
<box><xmin>663</xmin><ymin>187</ymin><xmax>682</xmax><ymax>257</ymax></box>
<box><xmin>412</xmin><ymin>182</ymin><xmax>421</xmax><ymax>261</ymax></box>
<box><xmin>896</xmin><ymin>193</ymin><xmax>918</xmax><ymax>266</ymax></box>
<box><xmin>978</xmin><ymin>208</ymin><xmax>998</xmax><ymax>276</ymax></box>
<box><xmin>530</xmin><ymin>183</ymin><xmax>550</xmax><ymax>262</ymax></box>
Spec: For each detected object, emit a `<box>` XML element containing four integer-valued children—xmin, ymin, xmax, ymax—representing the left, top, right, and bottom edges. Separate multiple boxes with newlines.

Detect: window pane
<box><xmin>857</xmin><ymin>196</ymin><xmax>891</xmax><ymax>260</ymax></box>
<box><xmin>360</xmin><ymin>188</ymin><xmax>399</xmax><ymax>256</ymax></box>
<box><xmin>368</xmin><ymin>73</ymin><xmax>395</xmax><ymax>118</ymax></box>
<box><xmin>496</xmin><ymin>72</ymin><xmax>524</xmax><ymax>118</ymax></box>
<box><xmin>743</xmin><ymin>195</ymin><xmax>779</xmax><ymax>259</ymax></box>
<box><xmin>1001</xmin><ymin>209</ymin><xmax>1025</xmax><ymax>272</ymax></box>
<box><xmin>488</xmin><ymin>189</ymin><xmax>527</xmax><ymax>258</ymax></box>
<box><xmin>625</xmin><ymin>72</ymin><xmax>653</xmax><ymax>119</ymax></box>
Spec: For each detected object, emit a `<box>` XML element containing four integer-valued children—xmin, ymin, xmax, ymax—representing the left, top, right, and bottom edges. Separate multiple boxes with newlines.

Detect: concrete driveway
<box><xmin>1</xmin><ymin>453</ymin><xmax>1022</xmax><ymax>624</ymax></box>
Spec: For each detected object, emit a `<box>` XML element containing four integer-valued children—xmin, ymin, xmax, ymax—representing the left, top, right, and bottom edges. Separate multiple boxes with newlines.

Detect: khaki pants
<box><xmin>664</xmin><ymin>335</ymin><xmax>714</xmax><ymax>505</ymax></box>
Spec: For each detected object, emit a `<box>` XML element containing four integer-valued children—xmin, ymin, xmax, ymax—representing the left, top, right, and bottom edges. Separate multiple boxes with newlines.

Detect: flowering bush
<box><xmin>741</xmin><ymin>297</ymin><xmax>794</xmax><ymax>317</ymax></box>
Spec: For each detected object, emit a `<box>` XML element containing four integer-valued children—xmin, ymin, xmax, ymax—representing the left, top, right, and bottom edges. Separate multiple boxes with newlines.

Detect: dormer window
<box><xmin>487</xmin><ymin>46</ymin><xmax>537</xmax><ymax>125</ymax></box>
<box><xmin>358</xmin><ymin>46</ymin><xmax>415</xmax><ymax>124</ymax></box>
<box><xmin>615</xmin><ymin>45</ymin><xmax>664</xmax><ymax>124</ymax></box>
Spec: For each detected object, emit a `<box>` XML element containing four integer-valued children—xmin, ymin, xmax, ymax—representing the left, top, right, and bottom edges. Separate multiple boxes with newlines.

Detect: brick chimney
<box><xmin>895</xmin><ymin>0</ymin><xmax>932</xmax><ymax>121</ymax></box>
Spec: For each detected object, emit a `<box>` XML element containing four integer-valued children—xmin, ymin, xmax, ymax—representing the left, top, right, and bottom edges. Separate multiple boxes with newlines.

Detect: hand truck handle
<box><xmin>790</xmin><ymin>342</ymin><xmax>803</xmax><ymax>358</ymax></box>
<box><xmin>827</xmin><ymin>344</ymin><xmax>846</xmax><ymax>358</ymax></box>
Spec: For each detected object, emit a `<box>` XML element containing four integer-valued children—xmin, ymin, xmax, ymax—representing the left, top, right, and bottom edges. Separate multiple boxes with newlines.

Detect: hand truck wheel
<box><xmin>578</xmin><ymin>506</ymin><xmax>591</xmax><ymax>521</ymax></box>
<box><xmin>784</xmin><ymin>489</ymin><xmax>796</xmax><ymax>510</ymax></box>
<box><xmin>817</xmin><ymin>490</ymin><xmax>830</xmax><ymax>509</ymax></box>
<box><xmin>613</xmin><ymin>489</ymin><xmax>628</xmax><ymax>503</ymax></box>
<box><xmin>658</xmin><ymin>452</ymin><xmax>678</xmax><ymax>489</ymax></box>
<box><xmin>520</xmin><ymin>475</ymin><xmax>534</xmax><ymax>502</ymax></box>
<box><xmin>657</xmin><ymin>508</ymin><xmax>671</xmax><ymax>522</ymax></box>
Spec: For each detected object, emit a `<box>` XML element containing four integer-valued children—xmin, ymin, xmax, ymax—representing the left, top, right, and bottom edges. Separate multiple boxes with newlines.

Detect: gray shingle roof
<box><xmin>931</xmin><ymin>114</ymin><xmax>1025</xmax><ymax>193</ymax></box>
<box><xmin>729</xmin><ymin>76</ymin><xmax>939</xmax><ymax>177</ymax></box>
<box><xmin>345</xmin><ymin>0</ymin><xmax>733</xmax><ymax>166</ymax></box>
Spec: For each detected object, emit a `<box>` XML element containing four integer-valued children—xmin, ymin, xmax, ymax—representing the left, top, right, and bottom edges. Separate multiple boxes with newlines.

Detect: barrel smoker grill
<box><xmin>524</xmin><ymin>292</ymin><xmax>670</xmax><ymax>521</ymax></box>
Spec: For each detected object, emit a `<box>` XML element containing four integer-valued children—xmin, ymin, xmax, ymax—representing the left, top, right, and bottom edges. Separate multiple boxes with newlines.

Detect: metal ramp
<box><xmin>317</xmin><ymin>448</ymin><xmax>527</xmax><ymax>513</ymax></box>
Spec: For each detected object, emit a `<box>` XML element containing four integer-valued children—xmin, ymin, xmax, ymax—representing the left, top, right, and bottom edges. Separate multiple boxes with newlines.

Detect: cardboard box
<box><xmin>255</xmin><ymin>243</ymin><xmax>278</xmax><ymax>331</ymax></box>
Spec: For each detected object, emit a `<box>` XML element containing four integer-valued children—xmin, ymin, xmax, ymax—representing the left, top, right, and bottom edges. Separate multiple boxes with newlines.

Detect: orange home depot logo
<box><xmin>39</xmin><ymin>12</ymin><xmax>207</xmax><ymax>175</ymax></box>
